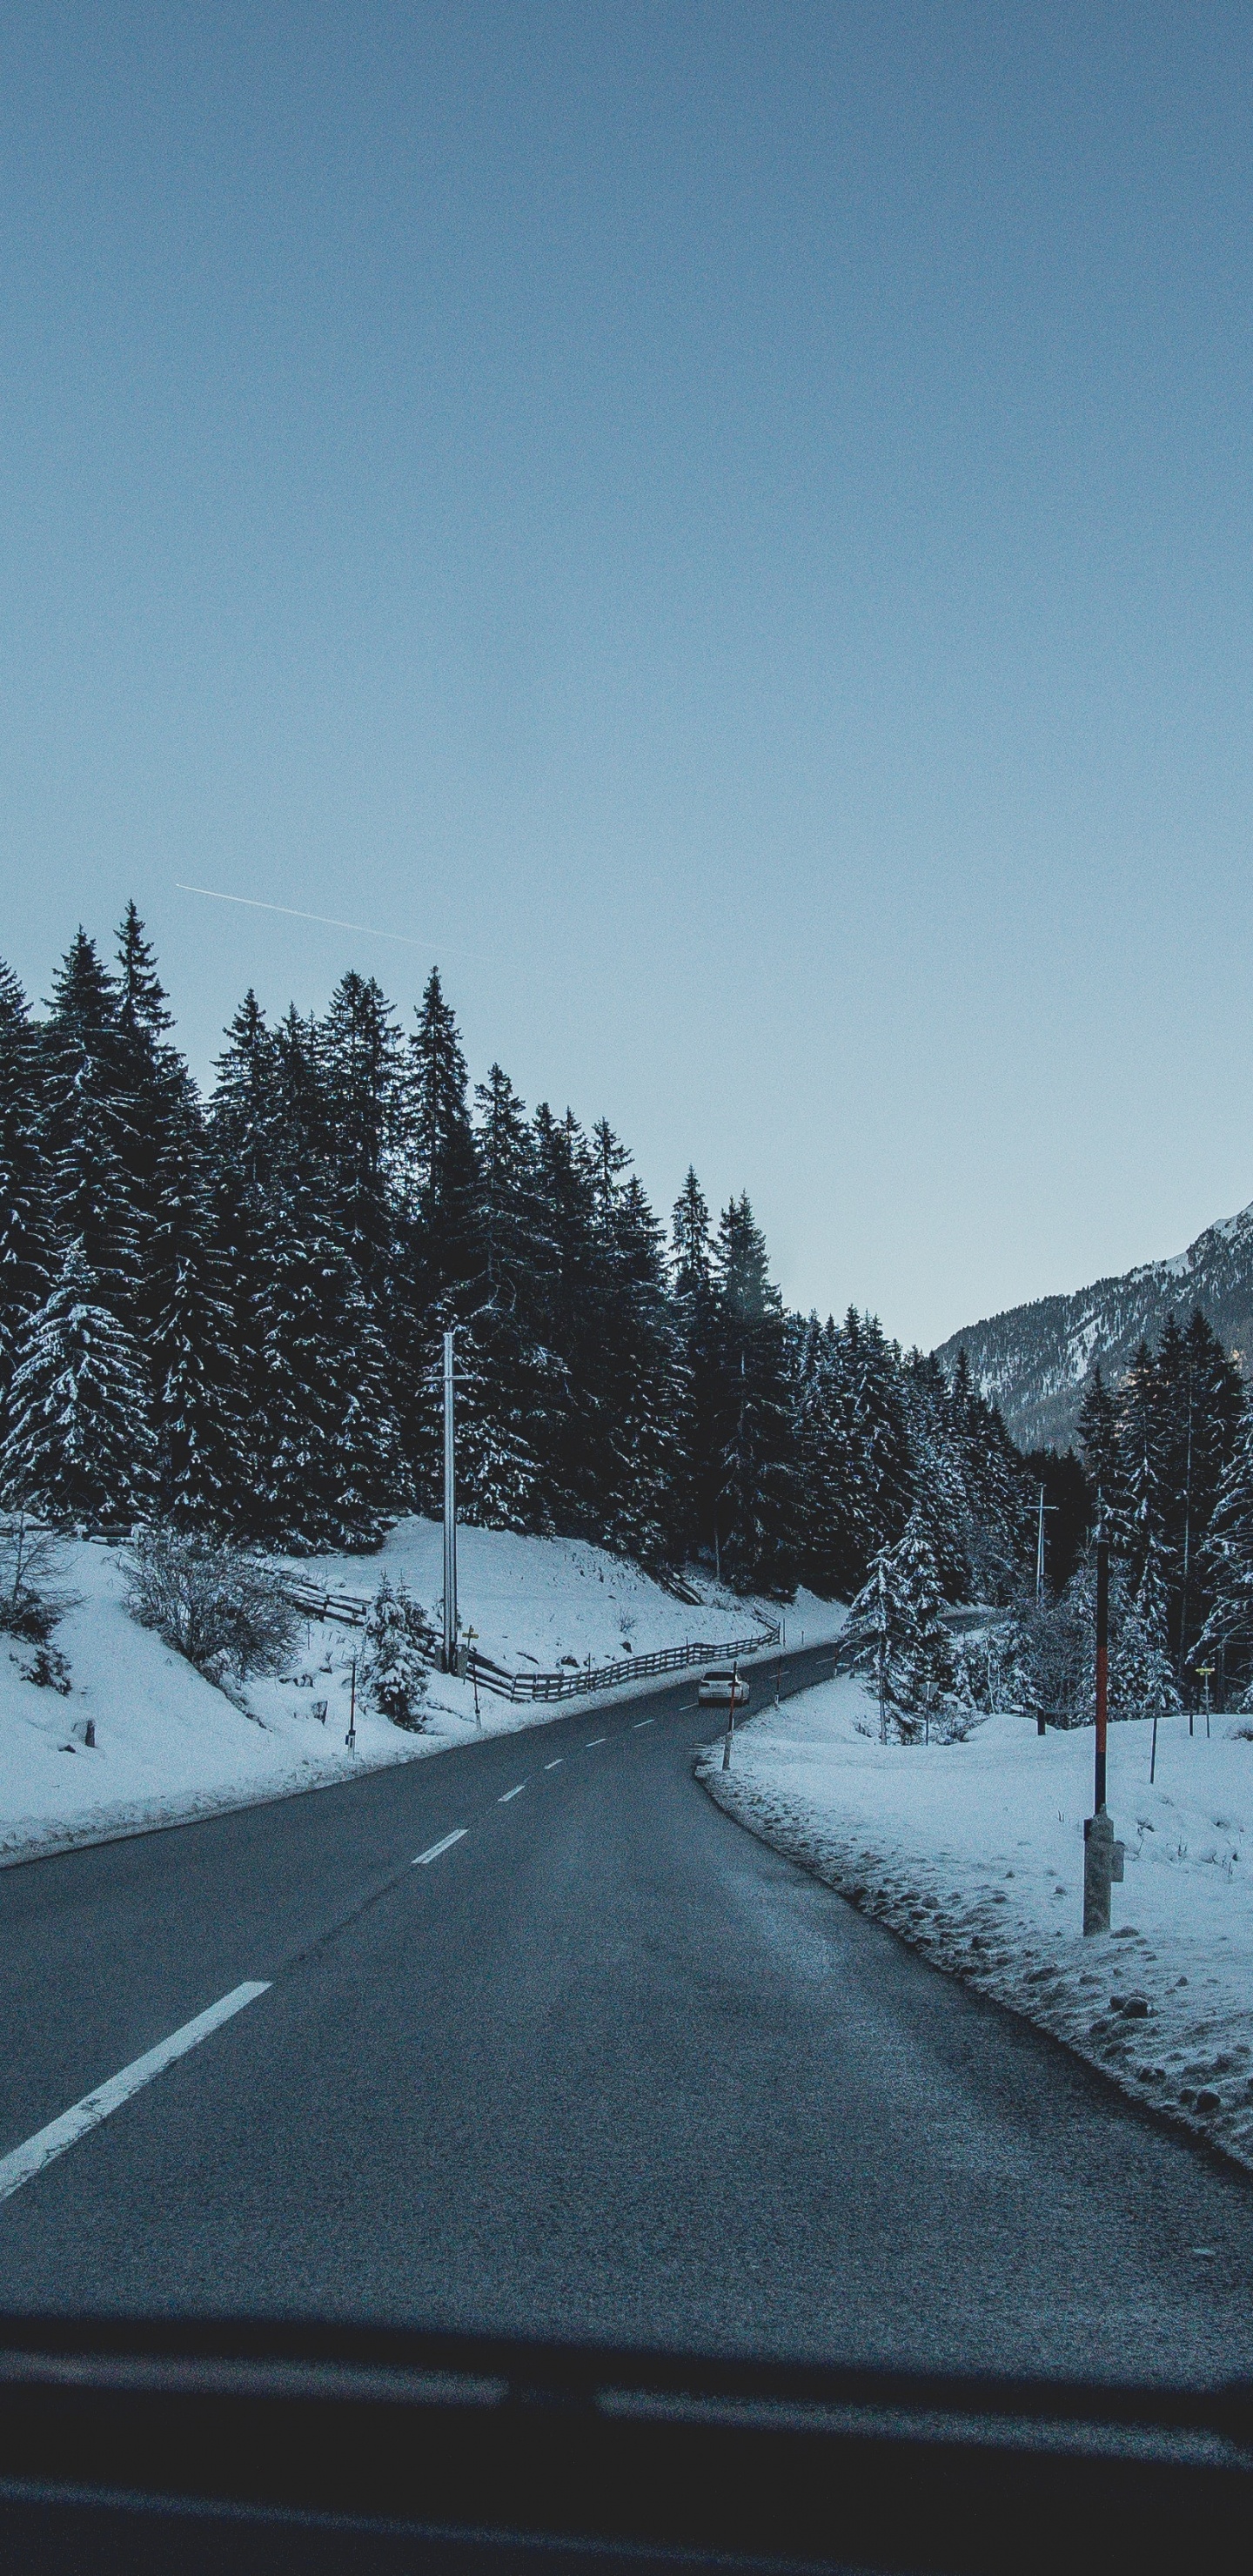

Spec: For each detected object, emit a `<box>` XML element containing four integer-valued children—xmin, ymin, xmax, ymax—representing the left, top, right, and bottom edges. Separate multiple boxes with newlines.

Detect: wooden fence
<box><xmin>278</xmin><ymin>1575</ymin><xmax>779</xmax><ymax>1703</ymax></box>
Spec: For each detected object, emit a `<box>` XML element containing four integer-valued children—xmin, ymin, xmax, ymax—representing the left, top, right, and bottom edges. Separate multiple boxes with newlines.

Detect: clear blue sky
<box><xmin>2</xmin><ymin>3</ymin><xmax>1250</xmax><ymax>1348</ymax></box>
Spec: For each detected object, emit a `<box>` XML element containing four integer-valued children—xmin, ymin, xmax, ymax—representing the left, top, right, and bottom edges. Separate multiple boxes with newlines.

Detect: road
<box><xmin>2</xmin><ymin>1640</ymin><xmax>1253</xmax><ymax>2380</ymax></box>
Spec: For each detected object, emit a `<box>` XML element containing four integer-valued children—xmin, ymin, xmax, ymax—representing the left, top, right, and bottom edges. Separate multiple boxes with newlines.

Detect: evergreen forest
<box><xmin>3</xmin><ymin>909</ymin><xmax>1251</xmax><ymax>1667</ymax></box>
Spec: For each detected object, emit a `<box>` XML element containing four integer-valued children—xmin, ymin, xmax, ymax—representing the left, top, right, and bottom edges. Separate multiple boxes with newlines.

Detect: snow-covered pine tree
<box><xmin>526</xmin><ymin>1100</ymin><xmax>602</xmax><ymax>1532</ymax></box>
<box><xmin>1077</xmin><ymin>1365</ymin><xmax>1122</xmax><ymax>1535</ymax></box>
<box><xmin>407</xmin><ymin>967</ymin><xmax>479</xmax><ymax>1300</ymax></box>
<box><xmin>43</xmin><ymin>930</ymin><xmax>141</xmax><ymax>1319</ymax></box>
<box><xmin>249</xmin><ymin>1191</ymin><xmax>407</xmax><ymax>1548</ymax></box>
<box><xmin>320</xmin><ymin>970</ymin><xmax>407</xmax><ymax>1303</ymax></box>
<box><xmin>1112</xmin><ymin>1583</ymin><xmax>1179</xmax><ymax>1723</ymax></box>
<box><xmin>211</xmin><ymin>991</ymin><xmax>279</xmax><ymax>1187</ymax></box>
<box><xmin>902</xmin><ymin>1351</ymin><xmax>973</xmax><ymax>1600</ymax></box>
<box><xmin>846</xmin><ymin>1310</ymin><xmax>913</xmax><ymax>1577</ymax></box>
<box><xmin>0</xmin><ymin>963</ymin><xmax>53</xmax><ymax>1426</ymax></box>
<box><xmin>1196</xmin><ymin>1398</ymin><xmax>1253</xmax><ymax>1687</ymax></box>
<box><xmin>889</xmin><ymin>1508</ymin><xmax>955</xmax><ymax>1710</ymax></box>
<box><xmin>670</xmin><ymin>1168</ymin><xmax>720</xmax><ymax>1565</ymax></box>
<box><xmin>363</xmin><ymin>1573</ymin><xmax>430</xmax><ymax>1727</ymax></box>
<box><xmin>1119</xmin><ymin>1338</ymin><xmax>1172</xmax><ymax>1600</ymax></box>
<box><xmin>0</xmin><ymin>1242</ymin><xmax>156</xmax><ymax>1525</ymax></box>
<box><xmin>599</xmin><ymin>1175</ymin><xmax>687</xmax><ymax>1562</ymax></box>
<box><xmin>112</xmin><ymin>909</ymin><xmax>218</xmax><ymax>1407</ymax></box>
<box><xmin>842</xmin><ymin>1511</ymin><xmax>952</xmax><ymax>1727</ymax></box>
<box><xmin>711</xmin><ymin>1193</ymin><xmax>799</xmax><ymax>1593</ymax></box>
<box><xmin>1155</xmin><ymin>1311</ymin><xmax>1245</xmax><ymax>1665</ymax></box>
<box><xmin>147</xmin><ymin>1105</ymin><xmax>241</xmax><ymax>1525</ymax></box>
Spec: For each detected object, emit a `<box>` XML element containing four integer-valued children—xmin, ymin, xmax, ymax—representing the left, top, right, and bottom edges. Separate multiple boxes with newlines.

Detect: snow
<box><xmin>0</xmin><ymin>1526</ymin><xmax>839</xmax><ymax>1867</ymax></box>
<box><xmin>293</xmin><ymin>1518</ymin><xmax>843</xmax><ymax>1669</ymax></box>
<box><xmin>700</xmin><ymin>1676</ymin><xmax>1253</xmax><ymax>2170</ymax></box>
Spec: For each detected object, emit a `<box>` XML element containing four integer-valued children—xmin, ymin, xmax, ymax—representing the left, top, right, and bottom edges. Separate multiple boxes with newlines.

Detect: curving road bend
<box><xmin>1</xmin><ymin>1643</ymin><xmax>1253</xmax><ymax>2381</ymax></box>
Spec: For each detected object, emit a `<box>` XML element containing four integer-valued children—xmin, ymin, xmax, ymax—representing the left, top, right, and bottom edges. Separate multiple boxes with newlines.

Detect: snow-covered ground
<box><xmin>293</xmin><ymin>1519</ymin><xmax>840</xmax><ymax>1668</ymax></box>
<box><xmin>0</xmin><ymin>1525</ymin><xmax>838</xmax><ymax>1867</ymax></box>
<box><xmin>700</xmin><ymin>1676</ymin><xmax>1253</xmax><ymax>2171</ymax></box>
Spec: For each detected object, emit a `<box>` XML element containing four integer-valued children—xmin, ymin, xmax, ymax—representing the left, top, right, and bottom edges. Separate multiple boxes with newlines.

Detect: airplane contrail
<box><xmin>174</xmin><ymin>882</ymin><xmax>481</xmax><ymax>960</ymax></box>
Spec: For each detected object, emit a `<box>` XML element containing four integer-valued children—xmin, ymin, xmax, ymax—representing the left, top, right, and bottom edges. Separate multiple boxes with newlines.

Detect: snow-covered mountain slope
<box><xmin>934</xmin><ymin>1200</ymin><xmax>1253</xmax><ymax>1449</ymax></box>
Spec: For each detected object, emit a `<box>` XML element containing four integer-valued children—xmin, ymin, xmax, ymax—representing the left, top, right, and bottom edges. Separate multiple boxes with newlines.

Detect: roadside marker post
<box><xmin>721</xmin><ymin>1657</ymin><xmax>740</xmax><ymax>1772</ymax></box>
<box><xmin>466</xmin><ymin>1627</ymin><xmax>481</xmax><ymax>1726</ymax></box>
<box><xmin>346</xmin><ymin>1652</ymin><xmax>358</xmax><ymax>1754</ymax></box>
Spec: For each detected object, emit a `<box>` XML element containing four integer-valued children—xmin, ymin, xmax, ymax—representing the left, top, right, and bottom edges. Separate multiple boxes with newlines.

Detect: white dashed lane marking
<box><xmin>0</xmin><ymin>1982</ymin><xmax>271</xmax><ymax>2206</ymax></box>
<box><xmin>499</xmin><ymin>1785</ymin><xmax>526</xmax><ymax>1803</ymax></box>
<box><xmin>413</xmin><ymin>1830</ymin><xmax>468</xmax><ymax>1866</ymax></box>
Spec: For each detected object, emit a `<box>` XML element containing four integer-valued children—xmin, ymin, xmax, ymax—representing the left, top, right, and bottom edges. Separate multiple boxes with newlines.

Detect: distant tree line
<box><xmin>0</xmin><ymin>909</ymin><xmax>1035</xmax><ymax>1596</ymax></box>
<box><xmin>1075</xmin><ymin>1317</ymin><xmax>1248</xmax><ymax>1684</ymax></box>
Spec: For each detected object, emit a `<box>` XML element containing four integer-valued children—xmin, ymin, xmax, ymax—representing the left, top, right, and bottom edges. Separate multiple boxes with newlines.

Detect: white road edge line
<box><xmin>0</xmin><ymin>1982</ymin><xmax>271</xmax><ymax>2207</ymax></box>
<box><xmin>413</xmin><ymin>1829</ymin><xmax>468</xmax><ymax>1865</ymax></box>
<box><xmin>499</xmin><ymin>1785</ymin><xmax>525</xmax><ymax>1803</ymax></box>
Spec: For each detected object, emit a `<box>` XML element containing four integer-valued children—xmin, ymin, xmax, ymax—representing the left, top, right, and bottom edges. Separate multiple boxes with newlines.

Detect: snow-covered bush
<box><xmin>124</xmin><ymin>1526</ymin><xmax>298</xmax><ymax>1685</ymax></box>
<box><xmin>362</xmin><ymin>1573</ymin><xmax>430</xmax><ymax>1729</ymax></box>
<box><xmin>20</xmin><ymin>1640</ymin><xmax>72</xmax><ymax>1694</ymax></box>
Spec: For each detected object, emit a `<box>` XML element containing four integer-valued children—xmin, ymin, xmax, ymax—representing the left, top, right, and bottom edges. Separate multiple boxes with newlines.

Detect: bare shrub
<box><xmin>0</xmin><ymin>1512</ymin><xmax>73</xmax><ymax>1643</ymax></box>
<box><xmin>124</xmin><ymin>1527</ymin><xmax>299</xmax><ymax>1686</ymax></box>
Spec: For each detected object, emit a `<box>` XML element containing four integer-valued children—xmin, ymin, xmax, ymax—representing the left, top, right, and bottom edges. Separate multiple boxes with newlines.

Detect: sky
<box><xmin>2</xmin><ymin>3</ymin><xmax>1251</xmax><ymax>1350</ymax></box>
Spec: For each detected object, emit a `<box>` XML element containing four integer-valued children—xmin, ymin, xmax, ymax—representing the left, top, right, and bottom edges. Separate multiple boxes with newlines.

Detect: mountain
<box><xmin>934</xmin><ymin>1202</ymin><xmax>1253</xmax><ymax>1452</ymax></box>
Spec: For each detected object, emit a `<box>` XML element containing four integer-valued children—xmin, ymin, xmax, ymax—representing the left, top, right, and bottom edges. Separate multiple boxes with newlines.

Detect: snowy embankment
<box><xmin>0</xmin><ymin>1523</ymin><xmax>840</xmax><ymax>1867</ymax></box>
<box><xmin>700</xmin><ymin>1678</ymin><xmax>1253</xmax><ymax>2171</ymax></box>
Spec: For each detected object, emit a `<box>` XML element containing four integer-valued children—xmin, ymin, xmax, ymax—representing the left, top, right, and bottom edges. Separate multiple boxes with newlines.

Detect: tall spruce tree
<box><xmin>43</xmin><ymin>931</ymin><xmax>140</xmax><ymax>1316</ymax></box>
<box><xmin>1</xmin><ymin>1244</ymin><xmax>156</xmax><ymax>1525</ymax></box>
<box><xmin>710</xmin><ymin>1193</ymin><xmax>798</xmax><ymax>1593</ymax></box>
<box><xmin>0</xmin><ymin>963</ymin><xmax>53</xmax><ymax>1426</ymax></box>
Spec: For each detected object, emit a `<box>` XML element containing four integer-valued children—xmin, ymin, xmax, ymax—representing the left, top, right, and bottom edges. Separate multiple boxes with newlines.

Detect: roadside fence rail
<box><xmin>277</xmin><ymin>1574</ymin><xmax>779</xmax><ymax>1703</ymax></box>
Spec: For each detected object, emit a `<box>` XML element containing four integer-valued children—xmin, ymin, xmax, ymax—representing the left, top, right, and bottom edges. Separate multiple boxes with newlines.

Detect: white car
<box><xmin>697</xmin><ymin>1666</ymin><xmax>751</xmax><ymax>1708</ymax></box>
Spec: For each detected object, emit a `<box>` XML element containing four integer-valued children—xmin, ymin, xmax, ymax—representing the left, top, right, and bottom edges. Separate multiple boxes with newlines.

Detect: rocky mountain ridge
<box><xmin>934</xmin><ymin>1201</ymin><xmax>1253</xmax><ymax>1450</ymax></box>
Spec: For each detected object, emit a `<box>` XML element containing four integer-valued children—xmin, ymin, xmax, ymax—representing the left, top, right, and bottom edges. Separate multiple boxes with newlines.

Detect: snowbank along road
<box><xmin>3</xmin><ymin>1636</ymin><xmax>1253</xmax><ymax>2380</ymax></box>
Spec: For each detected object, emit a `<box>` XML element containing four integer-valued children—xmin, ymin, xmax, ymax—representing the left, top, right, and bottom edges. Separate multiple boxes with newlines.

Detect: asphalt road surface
<box><xmin>3</xmin><ymin>1640</ymin><xmax>1253</xmax><ymax>2382</ymax></box>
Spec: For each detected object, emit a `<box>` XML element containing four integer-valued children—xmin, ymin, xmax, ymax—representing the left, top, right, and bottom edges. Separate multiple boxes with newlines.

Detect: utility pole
<box><xmin>1083</xmin><ymin>1528</ymin><xmax>1123</xmax><ymax>1933</ymax></box>
<box><xmin>1035</xmin><ymin>1486</ymin><xmax>1058</xmax><ymax>1608</ymax></box>
<box><xmin>442</xmin><ymin>1328</ymin><xmax>459</xmax><ymax>1676</ymax></box>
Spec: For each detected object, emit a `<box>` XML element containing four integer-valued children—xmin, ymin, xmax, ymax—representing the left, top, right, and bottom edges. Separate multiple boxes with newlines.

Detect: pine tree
<box><xmin>407</xmin><ymin>967</ymin><xmax>479</xmax><ymax>1299</ymax></box>
<box><xmin>671</xmin><ymin>1169</ymin><xmax>721</xmax><ymax>1563</ymax></box>
<box><xmin>211</xmin><ymin>990</ymin><xmax>278</xmax><ymax>1187</ymax></box>
<box><xmin>363</xmin><ymin>1573</ymin><xmax>430</xmax><ymax>1727</ymax></box>
<box><xmin>147</xmin><ymin>1106</ymin><xmax>240</xmax><ymax>1525</ymax></box>
<box><xmin>1119</xmin><ymin>1338</ymin><xmax>1170</xmax><ymax>1595</ymax></box>
<box><xmin>843</xmin><ymin>1511</ymin><xmax>952</xmax><ymax>1726</ymax></box>
<box><xmin>320</xmin><ymin>970</ymin><xmax>407</xmax><ymax>1300</ymax></box>
<box><xmin>250</xmin><ymin>1192</ymin><xmax>407</xmax><ymax>1548</ymax></box>
<box><xmin>1077</xmin><ymin>1365</ymin><xmax>1122</xmax><ymax>1532</ymax></box>
<box><xmin>710</xmin><ymin>1194</ymin><xmax>799</xmax><ymax>1593</ymax></box>
<box><xmin>0</xmin><ymin>963</ymin><xmax>54</xmax><ymax>1425</ymax></box>
<box><xmin>0</xmin><ymin>1243</ymin><xmax>156</xmax><ymax>1525</ymax></box>
<box><xmin>113</xmin><ymin>906</ymin><xmax>203</xmax><ymax>1350</ymax></box>
<box><xmin>43</xmin><ymin>930</ymin><xmax>140</xmax><ymax>1313</ymax></box>
<box><xmin>1196</xmin><ymin>1399</ymin><xmax>1253</xmax><ymax>1684</ymax></box>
